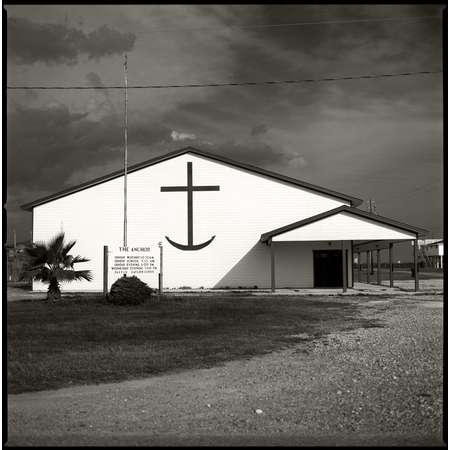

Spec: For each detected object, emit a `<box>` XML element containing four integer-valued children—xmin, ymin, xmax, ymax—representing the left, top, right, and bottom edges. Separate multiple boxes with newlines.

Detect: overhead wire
<box><xmin>6</xmin><ymin>70</ymin><xmax>443</xmax><ymax>91</ymax></box>
<box><xmin>130</xmin><ymin>15</ymin><xmax>443</xmax><ymax>34</ymax></box>
<box><xmin>6</xmin><ymin>13</ymin><xmax>443</xmax><ymax>91</ymax></box>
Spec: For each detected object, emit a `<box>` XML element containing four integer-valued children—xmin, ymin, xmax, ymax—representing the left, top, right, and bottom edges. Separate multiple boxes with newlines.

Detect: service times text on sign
<box><xmin>110</xmin><ymin>247</ymin><xmax>159</xmax><ymax>277</ymax></box>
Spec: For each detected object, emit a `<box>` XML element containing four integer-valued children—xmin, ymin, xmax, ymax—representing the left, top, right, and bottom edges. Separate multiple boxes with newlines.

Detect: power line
<box><xmin>131</xmin><ymin>15</ymin><xmax>442</xmax><ymax>34</ymax></box>
<box><xmin>6</xmin><ymin>70</ymin><xmax>443</xmax><ymax>91</ymax></box>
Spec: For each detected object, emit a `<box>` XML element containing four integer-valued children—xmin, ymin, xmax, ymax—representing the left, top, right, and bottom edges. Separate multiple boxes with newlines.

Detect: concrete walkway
<box><xmin>381</xmin><ymin>279</ymin><xmax>444</xmax><ymax>293</ymax></box>
<box><xmin>7</xmin><ymin>278</ymin><xmax>443</xmax><ymax>302</ymax></box>
<box><xmin>169</xmin><ymin>280</ymin><xmax>444</xmax><ymax>297</ymax></box>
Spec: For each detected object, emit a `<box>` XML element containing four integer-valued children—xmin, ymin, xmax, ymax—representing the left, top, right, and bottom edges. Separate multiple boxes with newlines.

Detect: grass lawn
<box><xmin>7</xmin><ymin>294</ymin><xmax>383</xmax><ymax>394</ymax></box>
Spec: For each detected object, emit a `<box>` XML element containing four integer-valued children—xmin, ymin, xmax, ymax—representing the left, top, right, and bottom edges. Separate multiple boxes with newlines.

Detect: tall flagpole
<box><xmin>123</xmin><ymin>54</ymin><xmax>128</xmax><ymax>248</ymax></box>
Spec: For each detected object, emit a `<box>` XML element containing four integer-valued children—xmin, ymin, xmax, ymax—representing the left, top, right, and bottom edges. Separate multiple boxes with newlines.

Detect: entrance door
<box><xmin>313</xmin><ymin>250</ymin><xmax>343</xmax><ymax>288</ymax></box>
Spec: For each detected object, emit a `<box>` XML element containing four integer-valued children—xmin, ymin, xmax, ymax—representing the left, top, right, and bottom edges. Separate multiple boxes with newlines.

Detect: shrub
<box><xmin>107</xmin><ymin>275</ymin><xmax>154</xmax><ymax>305</ymax></box>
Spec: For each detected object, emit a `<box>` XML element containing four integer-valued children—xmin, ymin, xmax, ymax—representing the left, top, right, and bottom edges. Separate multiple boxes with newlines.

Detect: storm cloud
<box><xmin>7</xmin><ymin>17</ymin><xmax>136</xmax><ymax>65</ymax></box>
<box><xmin>5</xmin><ymin>4</ymin><xmax>444</xmax><ymax>243</ymax></box>
<box><xmin>7</xmin><ymin>102</ymin><xmax>170</xmax><ymax>191</ymax></box>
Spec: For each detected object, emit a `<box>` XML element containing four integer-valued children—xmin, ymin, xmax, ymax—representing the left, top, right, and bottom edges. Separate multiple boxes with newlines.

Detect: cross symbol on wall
<box><xmin>161</xmin><ymin>162</ymin><xmax>220</xmax><ymax>250</ymax></box>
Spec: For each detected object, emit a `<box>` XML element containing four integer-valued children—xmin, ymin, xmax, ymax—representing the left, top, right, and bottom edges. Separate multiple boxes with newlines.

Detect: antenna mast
<box><xmin>123</xmin><ymin>54</ymin><xmax>128</xmax><ymax>247</ymax></box>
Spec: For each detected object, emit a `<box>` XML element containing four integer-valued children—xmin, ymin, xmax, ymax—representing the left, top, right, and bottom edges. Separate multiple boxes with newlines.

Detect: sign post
<box><xmin>103</xmin><ymin>245</ymin><xmax>109</xmax><ymax>296</ymax></box>
<box><xmin>158</xmin><ymin>241</ymin><xmax>163</xmax><ymax>294</ymax></box>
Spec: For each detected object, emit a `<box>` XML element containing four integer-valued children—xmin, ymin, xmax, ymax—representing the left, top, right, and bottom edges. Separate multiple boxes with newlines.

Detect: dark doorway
<box><xmin>313</xmin><ymin>250</ymin><xmax>343</xmax><ymax>288</ymax></box>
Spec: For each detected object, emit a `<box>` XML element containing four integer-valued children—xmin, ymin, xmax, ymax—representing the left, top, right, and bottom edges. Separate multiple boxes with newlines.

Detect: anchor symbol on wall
<box><xmin>161</xmin><ymin>162</ymin><xmax>220</xmax><ymax>250</ymax></box>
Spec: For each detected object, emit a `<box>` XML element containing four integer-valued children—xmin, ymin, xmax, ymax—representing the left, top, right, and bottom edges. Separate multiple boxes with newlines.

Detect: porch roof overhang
<box><xmin>352</xmin><ymin>239</ymin><xmax>410</xmax><ymax>252</ymax></box>
<box><xmin>260</xmin><ymin>206</ymin><xmax>427</xmax><ymax>244</ymax></box>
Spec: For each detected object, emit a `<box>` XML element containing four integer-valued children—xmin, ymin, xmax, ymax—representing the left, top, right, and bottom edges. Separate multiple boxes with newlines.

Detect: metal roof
<box><xmin>260</xmin><ymin>205</ymin><xmax>428</xmax><ymax>243</ymax></box>
<box><xmin>21</xmin><ymin>147</ymin><xmax>363</xmax><ymax>211</ymax></box>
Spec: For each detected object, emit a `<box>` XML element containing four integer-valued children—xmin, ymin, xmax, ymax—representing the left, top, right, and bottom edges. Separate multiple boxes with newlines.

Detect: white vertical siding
<box><xmin>272</xmin><ymin>211</ymin><xmax>416</xmax><ymax>241</ymax></box>
<box><xmin>272</xmin><ymin>240</ymin><xmax>352</xmax><ymax>288</ymax></box>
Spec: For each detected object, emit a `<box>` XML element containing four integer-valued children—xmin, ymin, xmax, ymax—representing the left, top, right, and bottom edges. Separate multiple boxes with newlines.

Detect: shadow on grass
<box><xmin>7</xmin><ymin>294</ymin><xmax>384</xmax><ymax>394</ymax></box>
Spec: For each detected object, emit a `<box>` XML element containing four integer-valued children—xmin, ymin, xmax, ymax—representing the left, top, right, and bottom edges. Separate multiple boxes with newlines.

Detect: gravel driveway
<box><xmin>7</xmin><ymin>295</ymin><xmax>444</xmax><ymax>446</ymax></box>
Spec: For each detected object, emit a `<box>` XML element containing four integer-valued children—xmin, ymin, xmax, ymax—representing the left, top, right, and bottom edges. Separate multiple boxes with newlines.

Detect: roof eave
<box><xmin>20</xmin><ymin>147</ymin><xmax>193</xmax><ymax>211</ymax></box>
<box><xmin>21</xmin><ymin>146</ymin><xmax>363</xmax><ymax>210</ymax></box>
<box><xmin>260</xmin><ymin>206</ymin><xmax>428</xmax><ymax>242</ymax></box>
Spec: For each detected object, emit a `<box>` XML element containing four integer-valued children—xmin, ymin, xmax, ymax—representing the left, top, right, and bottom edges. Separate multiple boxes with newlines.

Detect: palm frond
<box><xmin>25</xmin><ymin>266</ymin><xmax>51</xmax><ymax>282</ymax></box>
<box><xmin>47</xmin><ymin>232</ymin><xmax>66</xmax><ymax>264</ymax></box>
<box><xmin>62</xmin><ymin>240</ymin><xmax>77</xmax><ymax>257</ymax></box>
<box><xmin>24</xmin><ymin>263</ymin><xmax>49</xmax><ymax>272</ymax></box>
<box><xmin>47</xmin><ymin>232</ymin><xmax>65</xmax><ymax>251</ymax></box>
<box><xmin>71</xmin><ymin>255</ymin><xmax>90</xmax><ymax>264</ymax></box>
<box><xmin>24</xmin><ymin>243</ymin><xmax>47</xmax><ymax>262</ymax></box>
<box><xmin>55</xmin><ymin>269</ymin><xmax>93</xmax><ymax>282</ymax></box>
<box><xmin>72</xmin><ymin>270</ymin><xmax>93</xmax><ymax>282</ymax></box>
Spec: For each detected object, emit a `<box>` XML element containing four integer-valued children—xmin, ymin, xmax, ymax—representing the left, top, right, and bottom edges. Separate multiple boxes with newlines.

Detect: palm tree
<box><xmin>24</xmin><ymin>232</ymin><xmax>92</xmax><ymax>301</ymax></box>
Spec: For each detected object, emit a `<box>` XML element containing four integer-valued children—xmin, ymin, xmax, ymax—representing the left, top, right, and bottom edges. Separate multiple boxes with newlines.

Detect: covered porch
<box><xmin>260</xmin><ymin>206</ymin><xmax>427</xmax><ymax>293</ymax></box>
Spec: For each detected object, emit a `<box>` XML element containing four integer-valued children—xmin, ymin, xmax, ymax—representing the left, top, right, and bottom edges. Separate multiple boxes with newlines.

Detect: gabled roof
<box><xmin>260</xmin><ymin>205</ymin><xmax>428</xmax><ymax>242</ymax></box>
<box><xmin>21</xmin><ymin>147</ymin><xmax>363</xmax><ymax>211</ymax></box>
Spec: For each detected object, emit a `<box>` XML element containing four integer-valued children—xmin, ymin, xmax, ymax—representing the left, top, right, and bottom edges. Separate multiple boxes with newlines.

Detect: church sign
<box><xmin>109</xmin><ymin>246</ymin><xmax>159</xmax><ymax>285</ymax></box>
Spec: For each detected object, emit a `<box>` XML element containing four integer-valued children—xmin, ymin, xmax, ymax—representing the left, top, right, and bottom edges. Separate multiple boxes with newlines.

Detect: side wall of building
<box><xmin>32</xmin><ymin>152</ymin><xmax>349</xmax><ymax>291</ymax></box>
<box><xmin>214</xmin><ymin>240</ymin><xmax>353</xmax><ymax>289</ymax></box>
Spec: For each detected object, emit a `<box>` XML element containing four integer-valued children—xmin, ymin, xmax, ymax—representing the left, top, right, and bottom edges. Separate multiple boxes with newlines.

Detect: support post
<box><xmin>103</xmin><ymin>245</ymin><xmax>108</xmax><ymax>296</ymax></box>
<box><xmin>366</xmin><ymin>250</ymin><xmax>370</xmax><ymax>283</ymax></box>
<box><xmin>270</xmin><ymin>240</ymin><xmax>275</xmax><ymax>292</ymax></box>
<box><xmin>413</xmin><ymin>239</ymin><xmax>419</xmax><ymax>292</ymax></box>
<box><xmin>350</xmin><ymin>240</ymin><xmax>354</xmax><ymax>288</ymax></box>
<box><xmin>358</xmin><ymin>252</ymin><xmax>361</xmax><ymax>282</ymax></box>
<box><xmin>389</xmin><ymin>243</ymin><xmax>394</xmax><ymax>288</ymax></box>
<box><xmin>342</xmin><ymin>241</ymin><xmax>347</xmax><ymax>293</ymax></box>
<box><xmin>377</xmin><ymin>248</ymin><xmax>381</xmax><ymax>285</ymax></box>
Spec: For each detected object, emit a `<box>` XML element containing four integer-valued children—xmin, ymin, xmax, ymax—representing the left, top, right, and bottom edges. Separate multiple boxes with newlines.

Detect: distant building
<box><xmin>419</xmin><ymin>239</ymin><xmax>444</xmax><ymax>269</ymax></box>
<box><xmin>5</xmin><ymin>240</ymin><xmax>31</xmax><ymax>282</ymax></box>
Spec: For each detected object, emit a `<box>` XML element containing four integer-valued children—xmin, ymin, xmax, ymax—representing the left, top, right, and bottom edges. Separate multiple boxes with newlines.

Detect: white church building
<box><xmin>22</xmin><ymin>147</ymin><xmax>427</xmax><ymax>292</ymax></box>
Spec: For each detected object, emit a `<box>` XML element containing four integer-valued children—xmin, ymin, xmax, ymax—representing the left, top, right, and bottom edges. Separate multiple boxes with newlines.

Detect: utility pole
<box><xmin>123</xmin><ymin>54</ymin><xmax>128</xmax><ymax>248</ymax></box>
<box><xmin>13</xmin><ymin>229</ymin><xmax>17</xmax><ymax>282</ymax></box>
<box><xmin>367</xmin><ymin>198</ymin><xmax>377</xmax><ymax>215</ymax></box>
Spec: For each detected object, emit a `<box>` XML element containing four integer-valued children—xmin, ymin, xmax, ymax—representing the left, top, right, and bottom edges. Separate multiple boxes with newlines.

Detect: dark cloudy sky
<box><xmin>6</xmin><ymin>4</ymin><xmax>444</xmax><ymax>243</ymax></box>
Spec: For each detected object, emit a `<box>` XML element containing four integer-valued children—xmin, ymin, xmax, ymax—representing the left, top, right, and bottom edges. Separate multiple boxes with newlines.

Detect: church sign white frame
<box><xmin>104</xmin><ymin>245</ymin><xmax>159</xmax><ymax>293</ymax></box>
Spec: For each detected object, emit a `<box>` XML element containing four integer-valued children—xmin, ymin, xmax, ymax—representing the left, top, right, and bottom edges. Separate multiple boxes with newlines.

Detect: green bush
<box><xmin>107</xmin><ymin>275</ymin><xmax>154</xmax><ymax>305</ymax></box>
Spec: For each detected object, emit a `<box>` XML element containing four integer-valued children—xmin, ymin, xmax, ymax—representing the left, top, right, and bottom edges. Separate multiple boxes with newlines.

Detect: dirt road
<box><xmin>7</xmin><ymin>295</ymin><xmax>444</xmax><ymax>446</ymax></box>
